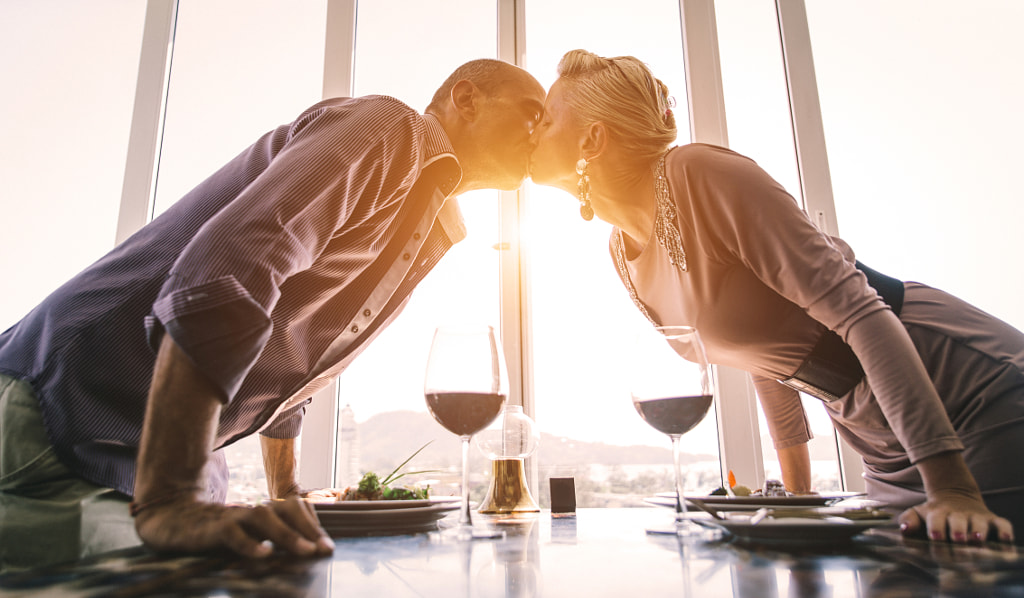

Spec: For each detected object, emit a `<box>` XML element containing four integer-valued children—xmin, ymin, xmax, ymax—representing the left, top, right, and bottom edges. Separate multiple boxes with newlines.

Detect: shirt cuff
<box><xmin>259</xmin><ymin>399</ymin><xmax>310</xmax><ymax>439</ymax></box>
<box><xmin>147</xmin><ymin>276</ymin><xmax>272</xmax><ymax>402</ymax></box>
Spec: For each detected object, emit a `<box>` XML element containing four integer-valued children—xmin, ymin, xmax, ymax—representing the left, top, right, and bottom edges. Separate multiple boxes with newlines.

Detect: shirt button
<box><xmin>363</xmin><ymin>309</ymin><xmax>371</xmax><ymax>317</ymax></box>
<box><xmin>413</xmin><ymin>233</ymin><xmax>421</xmax><ymax>240</ymax></box>
<box><xmin>350</xmin><ymin>325</ymin><xmax>359</xmax><ymax>333</ymax></box>
<box><xmin>402</xmin><ymin>253</ymin><xmax>410</xmax><ymax>260</ymax></box>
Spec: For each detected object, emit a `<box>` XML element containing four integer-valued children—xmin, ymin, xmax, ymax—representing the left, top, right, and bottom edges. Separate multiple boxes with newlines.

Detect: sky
<box><xmin>1</xmin><ymin>0</ymin><xmax>1022</xmax><ymax>463</ymax></box>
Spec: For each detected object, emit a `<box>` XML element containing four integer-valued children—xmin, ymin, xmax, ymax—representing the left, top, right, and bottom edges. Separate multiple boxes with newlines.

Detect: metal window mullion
<box><xmin>775</xmin><ymin>0</ymin><xmax>865</xmax><ymax>492</ymax></box>
<box><xmin>301</xmin><ymin>0</ymin><xmax>358</xmax><ymax>491</ymax></box>
<box><xmin>116</xmin><ymin>0</ymin><xmax>177</xmax><ymax>244</ymax></box>
<box><xmin>679</xmin><ymin>0</ymin><xmax>766</xmax><ymax>489</ymax></box>
<box><xmin>496</xmin><ymin>0</ymin><xmax>538</xmax><ymax>494</ymax></box>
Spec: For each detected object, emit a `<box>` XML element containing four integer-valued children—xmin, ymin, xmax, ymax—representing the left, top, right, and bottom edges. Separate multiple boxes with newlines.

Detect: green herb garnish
<box><xmin>349</xmin><ymin>441</ymin><xmax>438</xmax><ymax>501</ymax></box>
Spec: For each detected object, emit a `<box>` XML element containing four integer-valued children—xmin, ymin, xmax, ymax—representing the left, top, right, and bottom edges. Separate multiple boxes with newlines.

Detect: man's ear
<box><xmin>450</xmin><ymin>79</ymin><xmax>479</xmax><ymax>122</ymax></box>
<box><xmin>581</xmin><ymin>121</ymin><xmax>609</xmax><ymax>161</ymax></box>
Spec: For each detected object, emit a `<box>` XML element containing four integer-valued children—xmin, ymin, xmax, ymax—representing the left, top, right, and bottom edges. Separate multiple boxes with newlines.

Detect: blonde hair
<box><xmin>556</xmin><ymin>49</ymin><xmax>677</xmax><ymax>163</ymax></box>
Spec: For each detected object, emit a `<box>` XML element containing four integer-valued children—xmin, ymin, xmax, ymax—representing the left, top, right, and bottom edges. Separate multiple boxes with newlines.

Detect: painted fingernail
<box><xmin>972</xmin><ymin>532</ymin><xmax>984</xmax><ymax>542</ymax></box>
<box><xmin>899</xmin><ymin>522</ymin><xmax>909</xmax><ymax>532</ymax></box>
<box><xmin>930</xmin><ymin>530</ymin><xmax>944</xmax><ymax>541</ymax></box>
<box><xmin>952</xmin><ymin>532</ymin><xmax>966</xmax><ymax>542</ymax></box>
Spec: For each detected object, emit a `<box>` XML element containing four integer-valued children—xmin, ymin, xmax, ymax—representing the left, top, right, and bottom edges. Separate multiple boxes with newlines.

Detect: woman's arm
<box><xmin>846</xmin><ymin>309</ymin><xmax>1014</xmax><ymax>543</ymax></box>
<box><xmin>776</xmin><ymin>443</ymin><xmax>813</xmax><ymax>495</ymax></box>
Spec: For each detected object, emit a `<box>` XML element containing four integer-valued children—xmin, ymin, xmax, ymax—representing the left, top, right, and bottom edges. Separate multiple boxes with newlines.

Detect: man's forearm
<box><xmin>261</xmin><ymin>436</ymin><xmax>301</xmax><ymax>499</ymax></box>
<box><xmin>134</xmin><ymin>334</ymin><xmax>224</xmax><ymax>506</ymax></box>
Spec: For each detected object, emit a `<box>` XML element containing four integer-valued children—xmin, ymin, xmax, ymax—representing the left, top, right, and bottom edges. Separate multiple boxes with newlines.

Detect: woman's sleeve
<box><xmin>751</xmin><ymin>374</ymin><xmax>813</xmax><ymax>449</ymax></box>
<box><xmin>681</xmin><ymin>146</ymin><xmax>962</xmax><ymax>463</ymax></box>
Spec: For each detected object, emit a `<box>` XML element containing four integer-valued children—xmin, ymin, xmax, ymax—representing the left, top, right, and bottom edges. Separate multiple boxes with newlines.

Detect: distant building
<box><xmin>337</xmin><ymin>403</ymin><xmax>361</xmax><ymax>488</ymax></box>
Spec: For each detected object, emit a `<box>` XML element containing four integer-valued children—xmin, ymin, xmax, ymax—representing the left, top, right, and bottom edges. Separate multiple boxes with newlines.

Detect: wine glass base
<box><xmin>437</xmin><ymin>522</ymin><xmax>506</xmax><ymax>541</ymax></box>
<box><xmin>645</xmin><ymin>515</ymin><xmax>709</xmax><ymax>538</ymax></box>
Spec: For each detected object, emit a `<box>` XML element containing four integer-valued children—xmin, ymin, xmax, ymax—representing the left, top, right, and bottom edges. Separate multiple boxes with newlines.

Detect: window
<box><xmin>330</xmin><ymin>0</ymin><xmax>501</xmax><ymax>500</ymax></box>
<box><xmin>806</xmin><ymin>0</ymin><xmax>1024</xmax><ymax>333</ymax></box>
<box><xmin>523</xmin><ymin>0</ymin><xmax>724</xmax><ymax>505</ymax></box>
<box><xmin>715</xmin><ymin>0</ymin><xmax>842</xmax><ymax>491</ymax></box>
<box><xmin>0</xmin><ymin>1</ymin><xmax>145</xmax><ymax>330</ymax></box>
<box><xmin>15</xmin><ymin>0</ymin><xmax>1022</xmax><ymax>508</ymax></box>
<box><xmin>151</xmin><ymin>0</ymin><xmax>328</xmax><ymax>503</ymax></box>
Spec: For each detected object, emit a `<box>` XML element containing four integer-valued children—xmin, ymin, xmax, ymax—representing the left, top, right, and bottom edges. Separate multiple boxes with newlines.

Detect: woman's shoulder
<box><xmin>667</xmin><ymin>143</ymin><xmax>756</xmax><ymax>168</ymax></box>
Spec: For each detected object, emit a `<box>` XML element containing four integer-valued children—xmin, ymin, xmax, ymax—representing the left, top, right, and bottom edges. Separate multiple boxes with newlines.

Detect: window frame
<box><xmin>120</xmin><ymin>0</ymin><xmax>856</xmax><ymax>495</ymax></box>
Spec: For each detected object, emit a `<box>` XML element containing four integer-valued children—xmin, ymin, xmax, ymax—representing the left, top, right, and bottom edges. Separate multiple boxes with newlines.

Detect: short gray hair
<box><xmin>426</xmin><ymin>59</ymin><xmax>516</xmax><ymax>114</ymax></box>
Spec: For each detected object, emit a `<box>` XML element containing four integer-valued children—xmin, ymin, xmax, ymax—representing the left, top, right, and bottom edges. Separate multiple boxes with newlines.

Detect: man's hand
<box><xmin>134</xmin><ymin>335</ymin><xmax>332</xmax><ymax>558</ymax></box>
<box><xmin>898</xmin><ymin>451</ymin><xmax>1014</xmax><ymax>543</ymax></box>
<box><xmin>134</xmin><ymin>495</ymin><xmax>333</xmax><ymax>558</ymax></box>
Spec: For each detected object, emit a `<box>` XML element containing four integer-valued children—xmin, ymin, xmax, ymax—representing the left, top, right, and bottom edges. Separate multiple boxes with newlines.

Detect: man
<box><xmin>0</xmin><ymin>58</ymin><xmax>546</xmax><ymax>569</ymax></box>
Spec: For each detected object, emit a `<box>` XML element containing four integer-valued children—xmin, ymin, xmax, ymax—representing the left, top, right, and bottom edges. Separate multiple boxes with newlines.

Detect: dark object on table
<box><xmin>550</xmin><ymin>478</ymin><xmax>576</xmax><ymax>515</ymax></box>
<box><xmin>764</xmin><ymin>479</ymin><xmax>787</xmax><ymax>497</ymax></box>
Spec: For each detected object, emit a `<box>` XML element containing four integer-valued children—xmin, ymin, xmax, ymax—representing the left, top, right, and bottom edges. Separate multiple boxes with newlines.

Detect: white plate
<box><xmin>691</xmin><ymin>512</ymin><xmax>896</xmax><ymax>546</ymax></box>
<box><xmin>313</xmin><ymin>502</ymin><xmax>461</xmax><ymax>537</ymax></box>
<box><xmin>305</xmin><ymin>496</ymin><xmax>460</xmax><ymax>511</ymax></box>
<box><xmin>646</xmin><ymin>492</ymin><xmax>863</xmax><ymax>512</ymax></box>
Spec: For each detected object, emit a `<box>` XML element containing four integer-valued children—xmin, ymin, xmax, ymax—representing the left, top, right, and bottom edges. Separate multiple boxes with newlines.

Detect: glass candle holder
<box><xmin>474</xmin><ymin>406</ymin><xmax>540</xmax><ymax>514</ymax></box>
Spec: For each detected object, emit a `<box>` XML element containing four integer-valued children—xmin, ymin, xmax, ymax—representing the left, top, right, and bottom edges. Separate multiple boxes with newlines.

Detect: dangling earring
<box><xmin>576</xmin><ymin>158</ymin><xmax>594</xmax><ymax>221</ymax></box>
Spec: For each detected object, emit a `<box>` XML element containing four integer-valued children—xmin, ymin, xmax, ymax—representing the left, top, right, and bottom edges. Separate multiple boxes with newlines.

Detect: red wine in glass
<box><xmin>633</xmin><ymin>395</ymin><xmax>713</xmax><ymax>436</ymax></box>
<box><xmin>426</xmin><ymin>391</ymin><xmax>506</xmax><ymax>436</ymax></box>
<box><xmin>424</xmin><ymin>325</ymin><xmax>508</xmax><ymax>540</ymax></box>
<box><xmin>629</xmin><ymin>326</ymin><xmax>716</xmax><ymax>536</ymax></box>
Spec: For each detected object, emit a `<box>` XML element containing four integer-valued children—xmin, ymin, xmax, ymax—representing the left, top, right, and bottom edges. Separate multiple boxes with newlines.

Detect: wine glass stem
<box><xmin>670</xmin><ymin>434</ymin><xmax>687</xmax><ymax>518</ymax></box>
<box><xmin>459</xmin><ymin>435</ymin><xmax>472</xmax><ymax>527</ymax></box>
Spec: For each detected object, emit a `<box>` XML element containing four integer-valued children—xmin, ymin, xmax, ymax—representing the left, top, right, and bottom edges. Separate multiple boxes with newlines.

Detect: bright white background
<box><xmin>1</xmin><ymin>1</ymin><xmax>1021</xmax><ymax>474</ymax></box>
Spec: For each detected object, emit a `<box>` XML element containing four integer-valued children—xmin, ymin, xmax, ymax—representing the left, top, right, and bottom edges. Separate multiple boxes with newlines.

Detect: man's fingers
<box><xmin>271</xmin><ymin>497</ymin><xmax>334</xmax><ymax>554</ymax></box>
<box><xmin>220</xmin><ymin>522</ymin><xmax>274</xmax><ymax>559</ymax></box>
<box><xmin>239</xmin><ymin>505</ymin><xmax>322</xmax><ymax>557</ymax></box>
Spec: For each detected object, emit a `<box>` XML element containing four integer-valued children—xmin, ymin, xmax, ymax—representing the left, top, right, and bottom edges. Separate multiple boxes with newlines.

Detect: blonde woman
<box><xmin>529</xmin><ymin>49</ymin><xmax>1023</xmax><ymax>544</ymax></box>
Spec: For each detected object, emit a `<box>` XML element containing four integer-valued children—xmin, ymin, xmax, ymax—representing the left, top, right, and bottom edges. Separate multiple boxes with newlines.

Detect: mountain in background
<box><xmin>353</xmin><ymin>409</ymin><xmax>838</xmax><ymax>476</ymax></box>
<box><xmin>355</xmin><ymin>410</ymin><xmax>715</xmax><ymax>475</ymax></box>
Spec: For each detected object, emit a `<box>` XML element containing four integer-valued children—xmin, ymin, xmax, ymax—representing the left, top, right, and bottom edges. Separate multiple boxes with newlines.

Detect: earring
<box><xmin>576</xmin><ymin>158</ymin><xmax>594</xmax><ymax>221</ymax></box>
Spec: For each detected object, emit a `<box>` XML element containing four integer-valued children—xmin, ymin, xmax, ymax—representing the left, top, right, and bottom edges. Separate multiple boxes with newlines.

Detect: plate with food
<box><xmin>313</xmin><ymin>502</ymin><xmax>461</xmax><ymax>537</ymax></box>
<box><xmin>690</xmin><ymin>508</ymin><xmax>896</xmax><ymax>546</ymax></box>
<box><xmin>283</xmin><ymin>443</ymin><xmax>461</xmax><ymax>536</ymax></box>
<box><xmin>644</xmin><ymin>475</ymin><xmax>865</xmax><ymax>512</ymax></box>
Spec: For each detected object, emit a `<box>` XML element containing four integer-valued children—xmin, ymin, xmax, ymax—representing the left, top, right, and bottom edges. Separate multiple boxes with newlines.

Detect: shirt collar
<box><xmin>420</xmin><ymin>113</ymin><xmax>466</xmax><ymax>243</ymax></box>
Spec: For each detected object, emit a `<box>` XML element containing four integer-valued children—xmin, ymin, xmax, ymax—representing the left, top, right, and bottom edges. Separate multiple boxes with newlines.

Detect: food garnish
<box><xmin>340</xmin><ymin>442</ymin><xmax>439</xmax><ymax>501</ymax></box>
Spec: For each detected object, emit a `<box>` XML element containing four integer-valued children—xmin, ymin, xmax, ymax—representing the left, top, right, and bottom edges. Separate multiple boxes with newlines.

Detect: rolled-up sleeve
<box><xmin>147</xmin><ymin>97</ymin><xmax>423</xmax><ymax>402</ymax></box>
<box><xmin>260</xmin><ymin>399</ymin><xmax>311</xmax><ymax>439</ymax></box>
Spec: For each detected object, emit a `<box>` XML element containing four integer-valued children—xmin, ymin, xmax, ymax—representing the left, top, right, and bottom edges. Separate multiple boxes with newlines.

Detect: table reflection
<box><xmin>2</xmin><ymin>509</ymin><xmax>1022</xmax><ymax>597</ymax></box>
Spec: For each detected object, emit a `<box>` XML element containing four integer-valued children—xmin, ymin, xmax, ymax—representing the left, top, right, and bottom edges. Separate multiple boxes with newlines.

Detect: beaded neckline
<box><xmin>611</xmin><ymin>149</ymin><xmax>686</xmax><ymax>324</ymax></box>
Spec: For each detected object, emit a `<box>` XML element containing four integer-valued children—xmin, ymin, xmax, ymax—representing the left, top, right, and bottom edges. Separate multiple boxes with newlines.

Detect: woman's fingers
<box><xmin>900</xmin><ymin>501</ymin><xmax>1015</xmax><ymax>544</ymax></box>
<box><xmin>898</xmin><ymin>506</ymin><xmax>925</xmax><ymax>537</ymax></box>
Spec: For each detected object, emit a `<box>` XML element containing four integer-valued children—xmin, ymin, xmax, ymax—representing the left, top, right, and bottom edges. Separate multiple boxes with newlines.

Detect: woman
<box><xmin>529</xmin><ymin>49</ymin><xmax>1024</xmax><ymax>543</ymax></box>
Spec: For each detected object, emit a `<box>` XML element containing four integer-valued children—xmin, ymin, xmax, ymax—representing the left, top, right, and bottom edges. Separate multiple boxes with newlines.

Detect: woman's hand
<box><xmin>134</xmin><ymin>495</ymin><xmax>334</xmax><ymax>558</ymax></box>
<box><xmin>898</xmin><ymin>489</ymin><xmax>1014</xmax><ymax>544</ymax></box>
<box><xmin>900</xmin><ymin>451</ymin><xmax>1014</xmax><ymax>543</ymax></box>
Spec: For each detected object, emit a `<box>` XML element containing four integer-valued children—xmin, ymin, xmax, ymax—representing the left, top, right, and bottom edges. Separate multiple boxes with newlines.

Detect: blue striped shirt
<box><xmin>0</xmin><ymin>95</ymin><xmax>464</xmax><ymax>496</ymax></box>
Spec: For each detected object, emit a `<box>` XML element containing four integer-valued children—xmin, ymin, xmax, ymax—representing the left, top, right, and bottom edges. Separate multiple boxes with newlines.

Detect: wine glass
<box><xmin>629</xmin><ymin>325</ymin><xmax>715</xmax><ymax>536</ymax></box>
<box><xmin>424</xmin><ymin>325</ymin><xmax>508</xmax><ymax>539</ymax></box>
